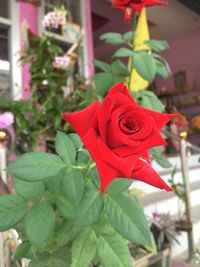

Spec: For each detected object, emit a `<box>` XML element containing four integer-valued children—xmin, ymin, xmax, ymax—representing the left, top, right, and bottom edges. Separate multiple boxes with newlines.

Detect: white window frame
<box><xmin>10</xmin><ymin>0</ymin><xmax>22</xmax><ymax>100</ymax></box>
<box><xmin>0</xmin><ymin>1</ymin><xmax>22</xmax><ymax>100</ymax></box>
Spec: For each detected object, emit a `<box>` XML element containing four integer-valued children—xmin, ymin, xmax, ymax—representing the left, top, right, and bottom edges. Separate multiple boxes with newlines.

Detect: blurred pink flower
<box><xmin>42</xmin><ymin>10</ymin><xmax>66</xmax><ymax>29</ymax></box>
<box><xmin>0</xmin><ymin>112</ymin><xmax>14</xmax><ymax>129</ymax></box>
<box><xmin>53</xmin><ymin>56</ymin><xmax>71</xmax><ymax>70</ymax></box>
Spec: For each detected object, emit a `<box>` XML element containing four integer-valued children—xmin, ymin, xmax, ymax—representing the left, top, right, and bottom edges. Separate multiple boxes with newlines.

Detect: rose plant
<box><xmin>0</xmin><ymin>1</ymin><xmax>177</xmax><ymax>267</ymax></box>
<box><xmin>0</xmin><ymin>85</ymin><xmax>174</xmax><ymax>266</ymax></box>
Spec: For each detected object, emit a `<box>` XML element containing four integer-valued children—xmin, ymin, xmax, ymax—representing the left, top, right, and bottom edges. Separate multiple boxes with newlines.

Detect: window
<box><xmin>0</xmin><ymin>1</ymin><xmax>11</xmax><ymax>98</ymax></box>
<box><xmin>0</xmin><ymin>1</ymin><xmax>21</xmax><ymax>100</ymax></box>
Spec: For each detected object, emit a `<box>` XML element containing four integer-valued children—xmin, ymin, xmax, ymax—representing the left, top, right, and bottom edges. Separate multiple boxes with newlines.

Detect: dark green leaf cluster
<box><xmin>1</xmin><ymin>132</ymin><xmax>154</xmax><ymax>266</ymax></box>
<box><xmin>93</xmin><ymin>59</ymin><xmax>130</xmax><ymax>96</ymax></box>
<box><xmin>94</xmin><ymin>31</ymin><xmax>171</xmax><ymax>98</ymax></box>
<box><xmin>0</xmin><ymin>33</ymin><xmax>95</xmax><ymax>155</ymax></box>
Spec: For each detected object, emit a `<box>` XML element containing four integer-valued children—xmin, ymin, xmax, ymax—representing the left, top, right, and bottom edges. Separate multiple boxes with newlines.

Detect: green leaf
<box><xmin>69</xmin><ymin>133</ymin><xmax>82</xmax><ymax>150</ymax></box>
<box><xmin>71</xmin><ymin>227</ymin><xmax>97</xmax><ymax>267</ymax></box>
<box><xmin>55</xmin><ymin>220</ymin><xmax>79</xmax><ymax>247</ymax></box>
<box><xmin>151</xmin><ymin>147</ymin><xmax>172</xmax><ymax>168</ymax></box>
<box><xmin>50</xmin><ymin>250</ymin><xmax>71</xmax><ymax>267</ymax></box>
<box><xmin>56</xmin><ymin>196</ymin><xmax>76</xmax><ymax>219</ymax></box>
<box><xmin>94</xmin><ymin>73</ymin><xmax>115</xmax><ymax>96</ymax></box>
<box><xmin>100</xmin><ymin>32</ymin><xmax>123</xmax><ymax>45</ymax></box>
<box><xmin>106</xmin><ymin>194</ymin><xmax>152</xmax><ymax>247</ymax></box>
<box><xmin>111</xmin><ymin>60</ymin><xmax>130</xmax><ymax>77</ymax></box>
<box><xmin>77</xmin><ymin>150</ymin><xmax>91</xmax><ymax>166</ymax></box>
<box><xmin>15</xmin><ymin>241</ymin><xmax>31</xmax><ymax>259</ymax></box>
<box><xmin>14</xmin><ymin>178</ymin><xmax>45</xmax><ymax>200</ymax></box>
<box><xmin>137</xmin><ymin>90</ymin><xmax>164</xmax><ymax>112</ymax></box>
<box><xmin>155</xmin><ymin>156</ymin><xmax>172</xmax><ymax>168</ymax></box>
<box><xmin>105</xmin><ymin>178</ymin><xmax>133</xmax><ymax>195</ymax></box>
<box><xmin>0</xmin><ymin>194</ymin><xmax>27</xmax><ymax>231</ymax></box>
<box><xmin>25</xmin><ymin>202</ymin><xmax>55</xmax><ymax>249</ymax></box>
<box><xmin>114</xmin><ymin>48</ymin><xmax>133</xmax><ymax>58</ymax></box>
<box><xmin>28</xmin><ymin>257</ymin><xmax>49</xmax><ymax>267</ymax></box>
<box><xmin>133</xmin><ymin>51</ymin><xmax>156</xmax><ymax>82</ymax></box>
<box><xmin>55</xmin><ymin>131</ymin><xmax>76</xmax><ymax>164</ymax></box>
<box><xmin>75</xmin><ymin>190</ymin><xmax>104</xmax><ymax>228</ymax></box>
<box><xmin>145</xmin><ymin>39</ymin><xmax>169</xmax><ymax>52</ymax></box>
<box><xmin>156</xmin><ymin>59</ymin><xmax>171</xmax><ymax>79</ymax></box>
<box><xmin>123</xmin><ymin>31</ymin><xmax>137</xmax><ymax>41</ymax></box>
<box><xmin>93</xmin><ymin>59</ymin><xmax>111</xmax><ymax>73</ymax></box>
<box><xmin>140</xmin><ymin>95</ymin><xmax>152</xmax><ymax>110</ymax></box>
<box><xmin>45</xmin><ymin>175</ymin><xmax>62</xmax><ymax>194</ymax></box>
<box><xmin>63</xmin><ymin>168</ymin><xmax>84</xmax><ymax>203</ymax></box>
<box><xmin>7</xmin><ymin>152</ymin><xmax>65</xmax><ymax>182</ymax></box>
<box><xmin>97</xmin><ymin>234</ymin><xmax>132</xmax><ymax>267</ymax></box>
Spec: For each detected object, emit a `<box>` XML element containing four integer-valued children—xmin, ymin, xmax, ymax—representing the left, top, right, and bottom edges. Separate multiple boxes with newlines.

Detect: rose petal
<box><xmin>142</xmin><ymin>108</ymin><xmax>179</xmax><ymax>130</ymax></box>
<box><xmin>107</xmin><ymin>82</ymin><xmax>136</xmax><ymax>105</ymax></box>
<box><xmin>62</xmin><ymin>100</ymin><xmax>100</xmax><ymax>138</ymax></box>
<box><xmin>97</xmin><ymin>137</ymin><xmax>142</xmax><ymax>179</ymax></box>
<box><xmin>132</xmin><ymin>157</ymin><xmax>172</xmax><ymax>191</ymax></box>
<box><xmin>82</xmin><ymin>128</ymin><xmax>122</xmax><ymax>192</ymax></box>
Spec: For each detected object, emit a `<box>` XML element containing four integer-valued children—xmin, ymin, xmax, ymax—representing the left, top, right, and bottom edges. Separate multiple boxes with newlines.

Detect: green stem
<box><xmin>128</xmin><ymin>13</ymin><xmax>138</xmax><ymax>91</ymax></box>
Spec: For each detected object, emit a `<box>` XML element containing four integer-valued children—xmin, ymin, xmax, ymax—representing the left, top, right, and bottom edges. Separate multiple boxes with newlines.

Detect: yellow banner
<box><xmin>130</xmin><ymin>8</ymin><xmax>150</xmax><ymax>91</ymax></box>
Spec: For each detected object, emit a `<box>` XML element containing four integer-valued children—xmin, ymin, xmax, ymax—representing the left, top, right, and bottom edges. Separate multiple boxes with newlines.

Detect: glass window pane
<box><xmin>0</xmin><ymin>26</ymin><xmax>10</xmax><ymax>98</ymax></box>
<box><xmin>0</xmin><ymin>0</ymin><xmax>10</xmax><ymax>19</ymax></box>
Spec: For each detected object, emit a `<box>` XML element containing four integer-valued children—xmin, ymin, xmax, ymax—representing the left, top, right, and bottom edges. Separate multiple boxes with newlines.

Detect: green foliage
<box><xmin>71</xmin><ymin>226</ymin><xmax>98</xmax><ymax>267</ymax></box>
<box><xmin>14</xmin><ymin>178</ymin><xmax>45</xmax><ymax>200</ymax></box>
<box><xmin>100</xmin><ymin>32</ymin><xmax>124</xmax><ymax>45</ymax></box>
<box><xmin>105</xmin><ymin>194</ymin><xmax>152</xmax><ymax>246</ymax></box>
<box><xmin>0</xmin><ymin>132</ymin><xmax>157</xmax><ymax>266</ymax></box>
<box><xmin>25</xmin><ymin>202</ymin><xmax>55</xmax><ymax>249</ymax></box>
<box><xmin>94</xmin><ymin>59</ymin><xmax>130</xmax><ymax>96</ymax></box>
<box><xmin>7</xmin><ymin>152</ymin><xmax>65</xmax><ymax>181</ymax></box>
<box><xmin>132</xmin><ymin>51</ymin><xmax>156</xmax><ymax>82</ymax></box>
<box><xmin>75</xmin><ymin>189</ymin><xmax>104</xmax><ymax>229</ymax></box>
<box><xmin>151</xmin><ymin>147</ymin><xmax>172</xmax><ymax>168</ymax></box>
<box><xmin>97</xmin><ymin>234</ymin><xmax>133</xmax><ymax>267</ymax></box>
<box><xmin>105</xmin><ymin>178</ymin><xmax>133</xmax><ymax>195</ymax></box>
<box><xmin>55</xmin><ymin>131</ymin><xmax>77</xmax><ymax>164</ymax></box>
<box><xmin>0</xmin><ymin>32</ymin><xmax>96</xmax><ymax>155</ymax></box>
<box><xmin>0</xmin><ymin>195</ymin><xmax>27</xmax><ymax>231</ymax></box>
<box><xmin>153</xmin><ymin>53</ymin><xmax>171</xmax><ymax>79</ymax></box>
<box><xmin>63</xmin><ymin>168</ymin><xmax>84</xmax><ymax>203</ymax></box>
<box><xmin>114</xmin><ymin>48</ymin><xmax>134</xmax><ymax>57</ymax></box>
<box><xmin>145</xmin><ymin>39</ymin><xmax>169</xmax><ymax>52</ymax></box>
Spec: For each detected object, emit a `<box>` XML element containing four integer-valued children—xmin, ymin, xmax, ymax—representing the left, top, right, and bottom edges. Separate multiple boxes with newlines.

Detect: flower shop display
<box><xmin>0</xmin><ymin>0</ymin><xmax>182</xmax><ymax>266</ymax></box>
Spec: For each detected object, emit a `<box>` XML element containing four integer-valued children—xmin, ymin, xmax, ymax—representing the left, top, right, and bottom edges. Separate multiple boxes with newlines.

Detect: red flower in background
<box><xmin>63</xmin><ymin>83</ymin><xmax>176</xmax><ymax>192</ymax></box>
<box><xmin>112</xmin><ymin>0</ymin><xmax>168</xmax><ymax>21</ymax></box>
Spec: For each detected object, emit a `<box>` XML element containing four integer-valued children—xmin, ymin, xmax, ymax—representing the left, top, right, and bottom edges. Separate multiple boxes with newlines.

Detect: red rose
<box><xmin>112</xmin><ymin>0</ymin><xmax>168</xmax><ymax>21</ymax></box>
<box><xmin>63</xmin><ymin>82</ymin><xmax>176</xmax><ymax>192</ymax></box>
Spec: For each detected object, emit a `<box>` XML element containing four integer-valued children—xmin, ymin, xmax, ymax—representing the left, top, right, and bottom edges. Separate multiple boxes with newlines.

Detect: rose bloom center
<box><xmin>119</xmin><ymin>116</ymin><xmax>140</xmax><ymax>135</ymax></box>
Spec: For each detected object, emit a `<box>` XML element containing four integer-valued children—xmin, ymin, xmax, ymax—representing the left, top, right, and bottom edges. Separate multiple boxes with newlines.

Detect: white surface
<box><xmin>0</xmin><ymin>148</ymin><xmax>7</xmax><ymax>184</ymax></box>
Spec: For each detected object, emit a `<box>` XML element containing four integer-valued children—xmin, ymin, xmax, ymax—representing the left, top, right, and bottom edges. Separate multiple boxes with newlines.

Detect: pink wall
<box><xmin>156</xmin><ymin>28</ymin><xmax>200</xmax><ymax>91</ymax></box>
<box><xmin>20</xmin><ymin>2</ymin><xmax>39</xmax><ymax>100</ymax></box>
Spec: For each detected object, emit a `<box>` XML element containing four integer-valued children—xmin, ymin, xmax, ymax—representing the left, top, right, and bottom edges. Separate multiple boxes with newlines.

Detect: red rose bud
<box><xmin>63</xmin><ymin>82</ymin><xmax>176</xmax><ymax>192</ymax></box>
<box><xmin>112</xmin><ymin>0</ymin><xmax>168</xmax><ymax>21</ymax></box>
